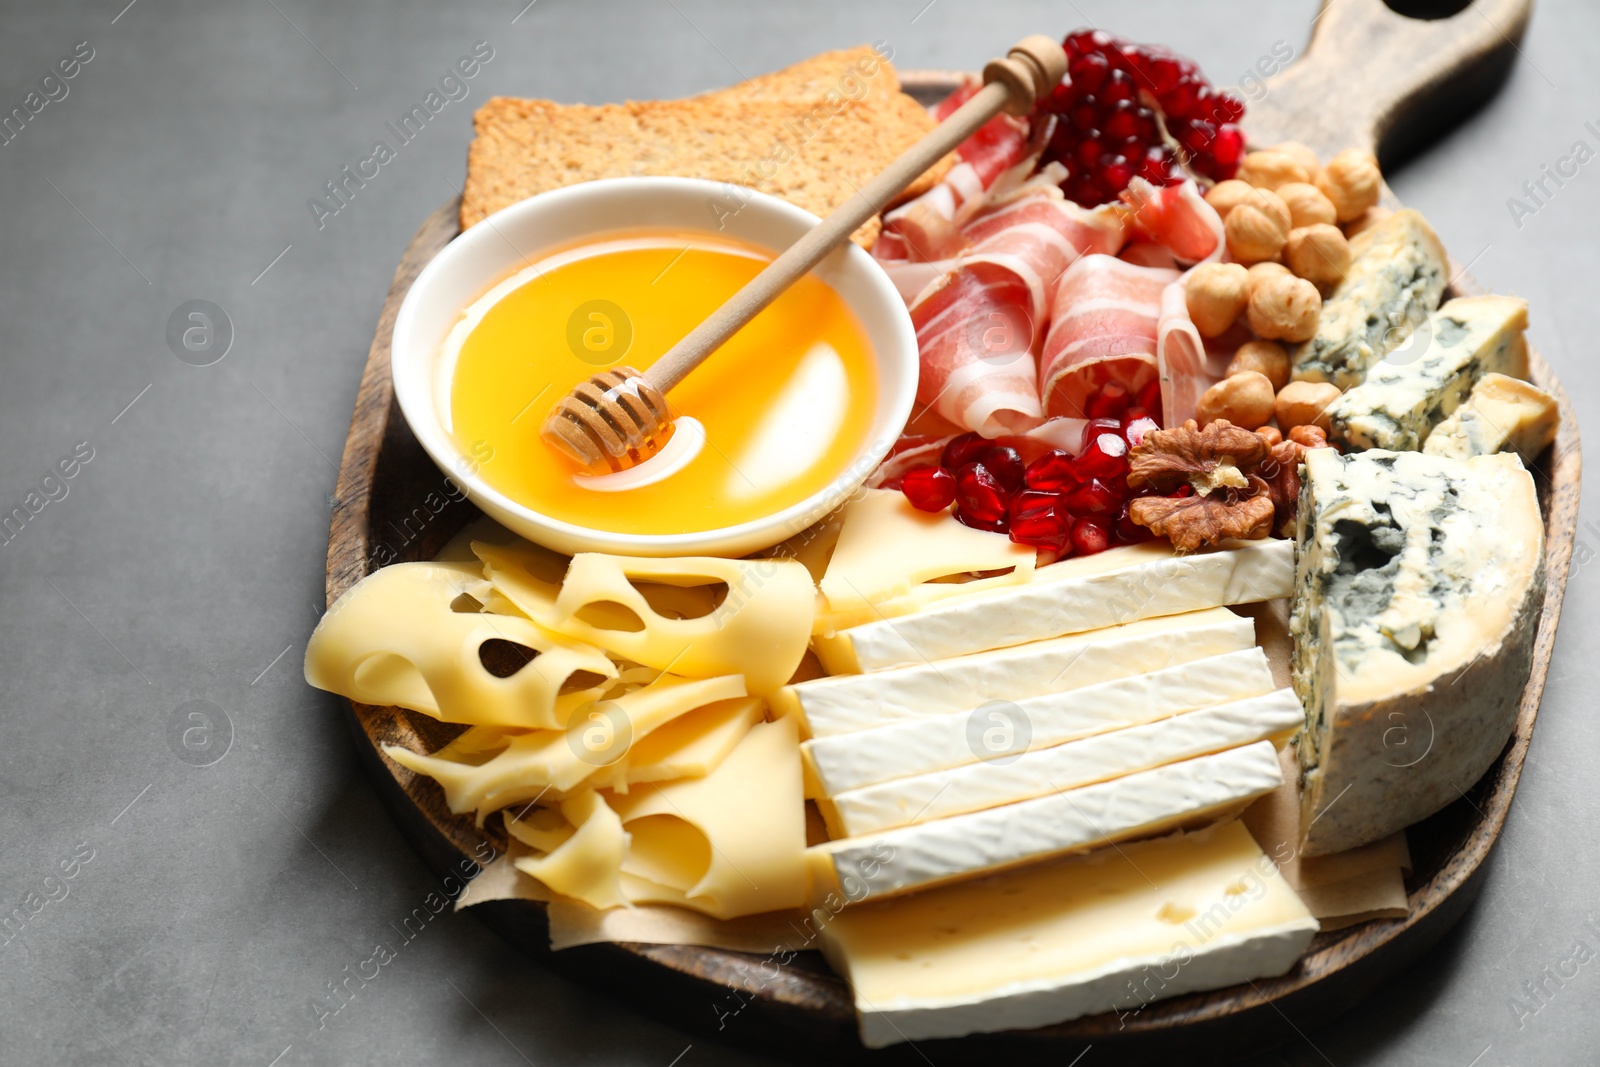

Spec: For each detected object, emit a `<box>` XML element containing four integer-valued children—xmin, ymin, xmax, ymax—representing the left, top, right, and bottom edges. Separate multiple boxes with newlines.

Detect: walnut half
<box><xmin>1127</xmin><ymin>420</ymin><xmax>1279</xmax><ymax>552</ymax></box>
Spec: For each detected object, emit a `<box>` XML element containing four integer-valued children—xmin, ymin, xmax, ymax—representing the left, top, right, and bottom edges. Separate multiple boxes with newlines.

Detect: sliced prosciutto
<box><xmin>908</xmin><ymin>262</ymin><xmax>1044</xmax><ymax>436</ymax></box>
<box><xmin>1119</xmin><ymin>178</ymin><xmax>1224</xmax><ymax>265</ymax></box>
<box><xmin>1156</xmin><ymin>284</ymin><xmax>1249</xmax><ymax>426</ymax></box>
<box><xmin>1039</xmin><ymin>255</ymin><xmax>1178</xmax><ymax>420</ymax></box>
<box><xmin>875</xmin><ymin>79</ymin><xmax>1037</xmax><ymax>263</ymax></box>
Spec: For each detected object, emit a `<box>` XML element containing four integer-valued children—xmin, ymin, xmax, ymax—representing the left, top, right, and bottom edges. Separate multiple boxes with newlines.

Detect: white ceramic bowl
<box><xmin>391</xmin><ymin>177</ymin><xmax>918</xmax><ymax>558</ymax></box>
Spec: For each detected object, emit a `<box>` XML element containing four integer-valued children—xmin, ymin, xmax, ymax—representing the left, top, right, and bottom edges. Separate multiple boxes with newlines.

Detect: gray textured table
<box><xmin>1</xmin><ymin>1</ymin><xmax>1596</xmax><ymax>1064</ymax></box>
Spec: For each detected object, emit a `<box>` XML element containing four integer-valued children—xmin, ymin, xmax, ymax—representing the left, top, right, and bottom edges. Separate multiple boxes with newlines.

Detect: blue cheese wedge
<box><xmin>820</xmin><ymin>821</ymin><xmax>1317</xmax><ymax>1047</ymax></box>
<box><xmin>1291</xmin><ymin>209</ymin><xmax>1448</xmax><ymax>389</ymax></box>
<box><xmin>1290</xmin><ymin>449</ymin><xmax>1544</xmax><ymax>856</ymax></box>
<box><xmin>1423</xmin><ymin>372</ymin><xmax>1560</xmax><ymax>463</ymax></box>
<box><xmin>1324</xmin><ymin>295</ymin><xmax>1529</xmax><ymax>451</ymax></box>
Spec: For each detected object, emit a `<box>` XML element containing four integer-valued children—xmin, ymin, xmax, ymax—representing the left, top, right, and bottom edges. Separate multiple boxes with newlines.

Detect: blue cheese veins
<box><xmin>1289</xmin><ymin>449</ymin><xmax>1544</xmax><ymax>856</ymax></box>
<box><xmin>1291</xmin><ymin>209</ymin><xmax>1447</xmax><ymax>389</ymax></box>
<box><xmin>1325</xmin><ymin>295</ymin><xmax>1530</xmax><ymax>451</ymax></box>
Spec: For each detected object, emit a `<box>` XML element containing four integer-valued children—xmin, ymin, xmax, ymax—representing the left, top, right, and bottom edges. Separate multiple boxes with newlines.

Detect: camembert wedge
<box><xmin>820</xmin><ymin>821</ymin><xmax>1317</xmax><ymax>1047</ymax></box>
<box><xmin>1290</xmin><ymin>448</ymin><xmax>1544</xmax><ymax>855</ymax></box>
<box><xmin>814</xmin><ymin>539</ymin><xmax>1292</xmax><ymax>673</ymax></box>
<box><xmin>815</xmin><ymin>741</ymin><xmax>1284</xmax><ymax>900</ymax></box>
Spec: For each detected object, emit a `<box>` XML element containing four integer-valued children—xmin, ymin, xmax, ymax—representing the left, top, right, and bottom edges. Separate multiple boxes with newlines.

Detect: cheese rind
<box><xmin>1422</xmin><ymin>371</ymin><xmax>1559</xmax><ymax>463</ymax></box>
<box><xmin>816</xmin><ymin>539</ymin><xmax>1293</xmax><ymax>673</ymax></box>
<box><xmin>1291</xmin><ymin>448</ymin><xmax>1544</xmax><ymax>855</ymax></box>
<box><xmin>803</xmin><ymin>646</ymin><xmax>1275</xmax><ymax>796</ymax></box>
<box><xmin>1291</xmin><ymin>209</ymin><xmax>1448</xmax><ymax>389</ymax></box>
<box><xmin>1325</xmin><ymin>295</ymin><xmax>1529</xmax><ymax>451</ymax></box>
<box><xmin>829</xmin><ymin>689</ymin><xmax>1304</xmax><ymax>836</ymax></box>
<box><xmin>784</xmin><ymin>607</ymin><xmax>1254</xmax><ymax>739</ymax></box>
<box><xmin>820</xmin><ymin>821</ymin><xmax>1317</xmax><ymax>1047</ymax></box>
<box><xmin>818</xmin><ymin>742</ymin><xmax>1284</xmax><ymax>900</ymax></box>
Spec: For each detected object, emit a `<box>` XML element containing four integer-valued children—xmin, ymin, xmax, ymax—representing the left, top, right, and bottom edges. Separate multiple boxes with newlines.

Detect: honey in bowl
<box><xmin>445</xmin><ymin>230</ymin><xmax>879</xmax><ymax>537</ymax></box>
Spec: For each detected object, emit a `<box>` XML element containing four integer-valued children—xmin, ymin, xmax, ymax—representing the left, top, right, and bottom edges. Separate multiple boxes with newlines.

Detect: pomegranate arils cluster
<box><xmin>897</xmin><ymin>382</ymin><xmax>1168</xmax><ymax>557</ymax></box>
<box><xmin>1041</xmin><ymin>29</ymin><xmax>1246</xmax><ymax>207</ymax></box>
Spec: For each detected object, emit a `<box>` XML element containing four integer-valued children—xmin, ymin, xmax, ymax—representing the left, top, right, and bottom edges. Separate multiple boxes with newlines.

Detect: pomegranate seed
<box><xmin>1074</xmin><ymin>138</ymin><xmax>1105</xmax><ymax>170</ymax></box>
<box><xmin>1072</xmin><ymin>517</ymin><xmax>1112</xmax><ymax>556</ymax></box>
<box><xmin>1078</xmin><ymin>432</ymin><xmax>1130</xmax><ymax>480</ymax></box>
<box><xmin>941</xmin><ymin>432</ymin><xmax>986</xmax><ymax>471</ymax></box>
<box><xmin>1165</xmin><ymin>79</ymin><xmax>1200</xmax><ymax>120</ymax></box>
<box><xmin>1065</xmin><ymin>477</ymin><xmax>1120</xmax><ymax>515</ymax></box>
<box><xmin>955</xmin><ymin>463</ymin><xmax>1010</xmax><ymax>525</ymax></box>
<box><xmin>1210</xmin><ymin>125</ymin><xmax>1245</xmax><ymax>171</ymax></box>
<box><xmin>1147</xmin><ymin>56</ymin><xmax>1181</xmax><ymax>95</ymax></box>
<box><xmin>1121</xmin><ymin>406</ymin><xmax>1149</xmax><ymax>425</ymax></box>
<box><xmin>1115</xmin><ymin>501</ymin><xmax>1155</xmax><ymax>543</ymax></box>
<box><xmin>1137</xmin><ymin>378</ymin><xmax>1163</xmax><ymax>416</ymax></box>
<box><xmin>978</xmin><ymin>445</ymin><xmax>1025</xmax><ymax>492</ymax></box>
<box><xmin>1009</xmin><ymin>490</ymin><xmax>1058</xmax><ymax>520</ymax></box>
<box><xmin>1069</xmin><ymin>102</ymin><xmax>1098</xmax><ymax>132</ymax></box>
<box><xmin>1124</xmin><ymin>415</ymin><xmax>1160</xmax><ymax>448</ymax></box>
<box><xmin>1102</xmin><ymin>72</ymin><xmax>1136</xmax><ymax>105</ymax></box>
<box><xmin>1068</xmin><ymin>53</ymin><xmax>1110</xmax><ymax>97</ymax></box>
<box><xmin>901</xmin><ymin>466</ymin><xmax>956</xmax><ymax>512</ymax></box>
<box><xmin>1025</xmin><ymin>450</ymin><xmax>1079</xmax><ymax>492</ymax></box>
<box><xmin>1085</xmin><ymin>382</ymin><xmax>1132</xmax><ymax>420</ymax></box>
<box><xmin>1009</xmin><ymin>504</ymin><xmax>1070</xmax><ymax>550</ymax></box>
<box><xmin>1104</xmin><ymin>101</ymin><xmax>1138</xmax><ymax>141</ymax></box>
<box><xmin>1100</xmin><ymin>156</ymin><xmax>1134</xmax><ymax>194</ymax></box>
<box><xmin>956</xmin><ymin>511</ymin><xmax>1007</xmax><ymax>533</ymax></box>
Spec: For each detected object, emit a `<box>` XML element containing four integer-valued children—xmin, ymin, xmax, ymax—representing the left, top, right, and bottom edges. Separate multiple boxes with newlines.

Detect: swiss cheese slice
<box><xmin>383</xmin><ymin>673</ymin><xmax>747</xmax><ymax>820</ymax></box>
<box><xmin>304</xmin><ymin>561</ymin><xmax>617</xmax><ymax>729</ymax></box>
<box><xmin>819</xmin><ymin>820</ymin><xmax>1317</xmax><ymax>1047</ymax></box>
<box><xmin>816</xmin><ymin>741</ymin><xmax>1284</xmax><ymax>901</ymax></box>
<box><xmin>607</xmin><ymin>716</ymin><xmax>808</xmax><ymax>918</ymax></box>
<box><xmin>777</xmin><ymin>607</ymin><xmax>1254</xmax><ymax>738</ymax></box>
<box><xmin>826</xmin><ymin>690</ymin><xmax>1303</xmax><ymax>837</ymax></box>
<box><xmin>803</xmin><ymin>646</ymin><xmax>1275</xmax><ymax>796</ymax></box>
<box><xmin>478</xmin><ymin>543</ymin><xmax>815</xmax><ymax>694</ymax></box>
<box><xmin>815</xmin><ymin>539</ymin><xmax>1293</xmax><ymax>673</ymax></box>
<box><xmin>817</xmin><ymin>488</ymin><xmax>1034</xmax><ymax>615</ymax></box>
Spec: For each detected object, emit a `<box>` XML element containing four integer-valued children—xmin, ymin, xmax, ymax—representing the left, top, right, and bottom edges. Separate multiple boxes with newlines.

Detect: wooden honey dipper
<box><xmin>541</xmin><ymin>35</ymin><xmax>1068</xmax><ymax>473</ymax></box>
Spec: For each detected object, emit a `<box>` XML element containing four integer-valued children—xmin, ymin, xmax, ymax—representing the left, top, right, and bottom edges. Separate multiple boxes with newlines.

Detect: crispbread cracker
<box><xmin>460</xmin><ymin>47</ymin><xmax>950</xmax><ymax>245</ymax></box>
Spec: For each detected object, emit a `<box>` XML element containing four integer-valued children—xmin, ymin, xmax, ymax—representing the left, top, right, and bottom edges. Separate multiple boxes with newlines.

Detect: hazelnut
<box><xmin>1255</xmin><ymin>425</ymin><xmax>1284</xmax><ymax>448</ymax></box>
<box><xmin>1247</xmin><ymin>261</ymin><xmax>1292</xmax><ymax>294</ymax></box>
<box><xmin>1276</xmin><ymin>182</ymin><xmax>1338</xmax><ymax>228</ymax></box>
<box><xmin>1344</xmin><ymin>205</ymin><xmax>1393</xmax><ymax>239</ymax></box>
<box><xmin>1237</xmin><ymin>150</ymin><xmax>1310</xmax><ymax>192</ymax></box>
<box><xmin>1285</xmin><ymin>224</ymin><xmax>1352</xmax><ymax>287</ymax></box>
<box><xmin>1224</xmin><ymin>190</ymin><xmax>1291</xmax><ymax>264</ymax></box>
<box><xmin>1288</xmin><ymin>424</ymin><xmax>1330</xmax><ymax>449</ymax></box>
<box><xmin>1275</xmin><ymin>380</ymin><xmax>1343</xmax><ymax>431</ymax></box>
<box><xmin>1184</xmin><ymin>263</ymin><xmax>1251</xmax><ymax>337</ymax></box>
<box><xmin>1269</xmin><ymin>142</ymin><xmax>1322</xmax><ymax>182</ymax></box>
<box><xmin>1227</xmin><ymin>340</ymin><xmax>1291</xmax><ymax>391</ymax></box>
<box><xmin>1316</xmin><ymin>148</ymin><xmax>1382</xmax><ymax>222</ymax></box>
<box><xmin>1205</xmin><ymin>179</ymin><xmax>1257</xmax><ymax>220</ymax></box>
<box><xmin>1197</xmin><ymin>371</ymin><xmax>1276</xmax><ymax>430</ymax></box>
<box><xmin>1248</xmin><ymin>274</ymin><xmax>1322</xmax><ymax>342</ymax></box>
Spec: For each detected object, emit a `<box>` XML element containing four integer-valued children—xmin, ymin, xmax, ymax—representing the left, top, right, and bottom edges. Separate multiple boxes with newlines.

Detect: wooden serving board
<box><xmin>325</xmin><ymin>1</ymin><xmax>1577</xmax><ymax>1061</ymax></box>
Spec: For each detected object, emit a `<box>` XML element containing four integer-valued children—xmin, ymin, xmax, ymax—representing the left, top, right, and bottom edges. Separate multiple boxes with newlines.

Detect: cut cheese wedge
<box><xmin>826</xmin><ymin>690</ymin><xmax>1304</xmax><ymax>836</ymax></box>
<box><xmin>818</xmin><ymin>488</ymin><xmax>1035</xmax><ymax>614</ymax></box>
<box><xmin>803</xmin><ymin>646</ymin><xmax>1275</xmax><ymax>797</ymax></box>
<box><xmin>779</xmin><ymin>607</ymin><xmax>1254</xmax><ymax>738</ymax></box>
<box><xmin>815</xmin><ymin>741</ymin><xmax>1284</xmax><ymax>901</ymax></box>
<box><xmin>820</xmin><ymin>820</ymin><xmax>1318</xmax><ymax>1047</ymax></box>
<box><xmin>815</xmin><ymin>539</ymin><xmax>1292</xmax><ymax>673</ymax></box>
<box><xmin>1291</xmin><ymin>448</ymin><xmax>1544</xmax><ymax>855</ymax></box>
<box><xmin>1422</xmin><ymin>371</ymin><xmax>1559</xmax><ymax>464</ymax></box>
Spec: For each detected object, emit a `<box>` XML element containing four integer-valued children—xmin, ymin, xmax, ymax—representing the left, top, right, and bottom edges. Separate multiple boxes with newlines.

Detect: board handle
<box><xmin>1241</xmin><ymin>0</ymin><xmax>1534</xmax><ymax>163</ymax></box>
